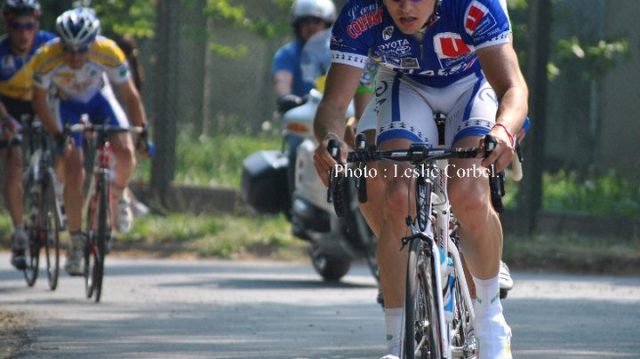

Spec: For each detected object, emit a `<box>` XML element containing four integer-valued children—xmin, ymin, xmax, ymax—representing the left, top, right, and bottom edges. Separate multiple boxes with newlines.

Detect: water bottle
<box><xmin>439</xmin><ymin>248</ymin><xmax>456</xmax><ymax>323</ymax></box>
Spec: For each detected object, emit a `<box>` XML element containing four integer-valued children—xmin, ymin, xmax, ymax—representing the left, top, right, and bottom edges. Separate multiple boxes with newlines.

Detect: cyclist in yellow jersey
<box><xmin>0</xmin><ymin>0</ymin><xmax>54</xmax><ymax>270</ymax></box>
<box><xmin>31</xmin><ymin>8</ymin><xmax>148</xmax><ymax>276</ymax></box>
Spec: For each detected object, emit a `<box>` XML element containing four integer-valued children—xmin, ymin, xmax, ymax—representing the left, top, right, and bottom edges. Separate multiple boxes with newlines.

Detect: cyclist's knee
<box><xmin>383</xmin><ymin>178</ymin><xmax>411</xmax><ymax>220</ymax></box>
<box><xmin>449</xmin><ymin>180</ymin><xmax>490</xmax><ymax>223</ymax></box>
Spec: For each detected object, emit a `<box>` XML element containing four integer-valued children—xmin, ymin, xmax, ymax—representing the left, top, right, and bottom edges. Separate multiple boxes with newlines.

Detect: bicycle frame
<box><xmin>83</xmin><ymin>138</ymin><xmax>112</xmax><ymax>229</ymax></box>
<box><xmin>406</xmin><ymin>157</ymin><xmax>476</xmax><ymax>358</ymax></box>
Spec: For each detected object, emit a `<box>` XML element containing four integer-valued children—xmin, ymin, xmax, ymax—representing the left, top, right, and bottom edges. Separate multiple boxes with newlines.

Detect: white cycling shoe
<box><xmin>380</xmin><ymin>355</ymin><xmax>400</xmax><ymax>359</ymax></box>
<box><xmin>475</xmin><ymin>312</ymin><xmax>513</xmax><ymax>359</ymax></box>
<box><xmin>117</xmin><ymin>197</ymin><xmax>134</xmax><ymax>233</ymax></box>
<box><xmin>499</xmin><ymin>261</ymin><xmax>514</xmax><ymax>299</ymax></box>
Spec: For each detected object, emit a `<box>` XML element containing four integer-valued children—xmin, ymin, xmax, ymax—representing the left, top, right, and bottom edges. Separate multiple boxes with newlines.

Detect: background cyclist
<box><xmin>0</xmin><ymin>0</ymin><xmax>54</xmax><ymax>270</ymax></box>
<box><xmin>313</xmin><ymin>0</ymin><xmax>528</xmax><ymax>358</ymax></box>
<box><xmin>31</xmin><ymin>8</ymin><xmax>148</xmax><ymax>276</ymax></box>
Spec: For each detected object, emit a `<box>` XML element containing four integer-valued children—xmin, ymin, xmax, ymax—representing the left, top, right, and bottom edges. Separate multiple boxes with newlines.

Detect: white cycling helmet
<box><xmin>55</xmin><ymin>7</ymin><xmax>100</xmax><ymax>51</ymax></box>
<box><xmin>3</xmin><ymin>0</ymin><xmax>41</xmax><ymax>17</ymax></box>
<box><xmin>291</xmin><ymin>0</ymin><xmax>336</xmax><ymax>26</ymax></box>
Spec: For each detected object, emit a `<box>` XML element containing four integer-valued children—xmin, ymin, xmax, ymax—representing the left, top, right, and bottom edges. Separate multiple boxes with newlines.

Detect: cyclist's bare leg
<box><xmin>2</xmin><ymin>147</ymin><xmax>24</xmax><ymax>227</ymax></box>
<box><xmin>448</xmin><ymin>136</ymin><xmax>502</xmax><ymax>279</ymax></box>
<box><xmin>375</xmin><ymin>138</ymin><xmax>417</xmax><ymax>357</ymax></box>
<box><xmin>110</xmin><ymin>132</ymin><xmax>136</xmax><ymax>190</ymax></box>
<box><xmin>109</xmin><ymin>132</ymin><xmax>136</xmax><ymax>232</ymax></box>
<box><xmin>448</xmin><ymin>135</ymin><xmax>511</xmax><ymax>358</ymax></box>
<box><xmin>62</xmin><ymin>147</ymin><xmax>85</xmax><ymax>233</ymax></box>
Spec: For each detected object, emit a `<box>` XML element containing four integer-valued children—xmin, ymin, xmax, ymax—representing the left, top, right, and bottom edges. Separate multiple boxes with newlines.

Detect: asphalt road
<box><xmin>0</xmin><ymin>252</ymin><xmax>639</xmax><ymax>359</ymax></box>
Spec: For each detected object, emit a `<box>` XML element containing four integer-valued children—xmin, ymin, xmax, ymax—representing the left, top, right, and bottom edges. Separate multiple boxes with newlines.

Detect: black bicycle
<box><xmin>65</xmin><ymin>123</ymin><xmax>143</xmax><ymax>302</ymax></box>
<box><xmin>16</xmin><ymin>116</ymin><xmax>65</xmax><ymax>290</ymax></box>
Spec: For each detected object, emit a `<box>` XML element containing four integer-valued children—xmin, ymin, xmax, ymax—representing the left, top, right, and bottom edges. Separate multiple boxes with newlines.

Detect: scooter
<box><xmin>282</xmin><ymin>90</ymin><xmax>378</xmax><ymax>282</ymax></box>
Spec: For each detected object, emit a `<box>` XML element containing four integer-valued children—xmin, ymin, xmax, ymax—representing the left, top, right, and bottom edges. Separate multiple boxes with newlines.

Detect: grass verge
<box><xmin>117</xmin><ymin>213</ymin><xmax>307</xmax><ymax>260</ymax></box>
<box><xmin>503</xmin><ymin>233</ymin><xmax>640</xmax><ymax>274</ymax></box>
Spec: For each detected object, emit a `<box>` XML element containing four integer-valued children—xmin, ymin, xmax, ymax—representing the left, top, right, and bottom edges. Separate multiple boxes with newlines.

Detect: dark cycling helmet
<box><xmin>291</xmin><ymin>0</ymin><xmax>336</xmax><ymax>27</ymax></box>
<box><xmin>3</xmin><ymin>0</ymin><xmax>41</xmax><ymax>18</ymax></box>
<box><xmin>55</xmin><ymin>8</ymin><xmax>100</xmax><ymax>52</ymax></box>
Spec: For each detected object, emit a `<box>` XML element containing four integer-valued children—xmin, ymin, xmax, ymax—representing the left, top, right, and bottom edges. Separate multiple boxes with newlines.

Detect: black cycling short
<box><xmin>0</xmin><ymin>95</ymin><xmax>34</xmax><ymax>123</ymax></box>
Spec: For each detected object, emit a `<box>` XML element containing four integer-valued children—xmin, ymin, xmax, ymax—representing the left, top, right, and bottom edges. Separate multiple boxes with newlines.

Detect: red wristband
<box><xmin>493</xmin><ymin>123</ymin><xmax>516</xmax><ymax>148</ymax></box>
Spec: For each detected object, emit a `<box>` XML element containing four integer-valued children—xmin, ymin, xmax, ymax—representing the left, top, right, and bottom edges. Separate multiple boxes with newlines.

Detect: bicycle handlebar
<box><xmin>327</xmin><ymin>133</ymin><xmax>507</xmax><ymax>215</ymax></box>
<box><xmin>67</xmin><ymin>123</ymin><xmax>145</xmax><ymax>134</ymax></box>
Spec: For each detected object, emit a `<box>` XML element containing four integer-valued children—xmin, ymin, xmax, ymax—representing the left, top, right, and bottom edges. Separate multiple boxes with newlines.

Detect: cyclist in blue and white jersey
<box><xmin>313</xmin><ymin>1</ymin><xmax>528</xmax><ymax>358</ymax></box>
<box><xmin>0</xmin><ymin>0</ymin><xmax>54</xmax><ymax>270</ymax></box>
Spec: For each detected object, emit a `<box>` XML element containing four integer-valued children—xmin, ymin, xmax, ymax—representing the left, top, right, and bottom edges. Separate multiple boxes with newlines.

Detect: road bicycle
<box><xmin>2</xmin><ymin>115</ymin><xmax>66</xmax><ymax>290</ymax></box>
<box><xmin>328</xmin><ymin>133</ymin><xmax>511</xmax><ymax>359</ymax></box>
<box><xmin>65</xmin><ymin>123</ymin><xmax>144</xmax><ymax>303</ymax></box>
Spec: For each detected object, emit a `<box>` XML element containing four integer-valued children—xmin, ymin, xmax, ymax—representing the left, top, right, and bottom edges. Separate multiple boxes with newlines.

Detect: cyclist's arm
<box><xmin>32</xmin><ymin>86</ymin><xmax>61</xmax><ymax>138</ymax></box>
<box><xmin>314</xmin><ymin>63</ymin><xmax>363</xmax><ymax>144</ymax></box>
<box><xmin>114</xmin><ymin>78</ymin><xmax>147</xmax><ymax>127</ymax></box>
<box><xmin>273</xmin><ymin>70</ymin><xmax>294</xmax><ymax>98</ymax></box>
<box><xmin>313</xmin><ymin>63</ymin><xmax>363</xmax><ymax>186</ymax></box>
<box><xmin>476</xmin><ymin>42</ymin><xmax>528</xmax><ymax>171</ymax></box>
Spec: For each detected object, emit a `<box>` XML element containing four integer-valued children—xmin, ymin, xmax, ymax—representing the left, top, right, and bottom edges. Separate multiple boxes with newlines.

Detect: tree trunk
<box><xmin>149</xmin><ymin>0</ymin><xmax>180</xmax><ymax>205</ymax></box>
<box><xmin>518</xmin><ymin>0</ymin><xmax>552</xmax><ymax>233</ymax></box>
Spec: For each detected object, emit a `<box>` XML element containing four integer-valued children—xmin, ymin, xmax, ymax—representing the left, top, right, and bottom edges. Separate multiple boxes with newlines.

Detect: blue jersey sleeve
<box><xmin>330</xmin><ymin>0</ymin><xmax>382</xmax><ymax>69</ymax></box>
<box><xmin>272</xmin><ymin>42</ymin><xmax>299</xmax><ymax>75</ymax></box>
<box><xmin>459</xmin><ymin>0</ymin><xmax>511</xmax><ymax>49</ymax></box>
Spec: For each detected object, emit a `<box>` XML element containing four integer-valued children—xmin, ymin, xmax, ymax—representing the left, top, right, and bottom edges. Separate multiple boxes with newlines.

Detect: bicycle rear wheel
<box><xmin>404</xmin><ymin>238</ymin><xmax>441</xmax><ymax>359</ymax></box>
<box><xmin>84</xmin><ymin>176</ymin><xmax>109</xmax><ymax>302</ymax></box>
<box><xmin>43</xmin><ymin>175</ymin><xmax>60</xmax><ymax>291</ymax></box>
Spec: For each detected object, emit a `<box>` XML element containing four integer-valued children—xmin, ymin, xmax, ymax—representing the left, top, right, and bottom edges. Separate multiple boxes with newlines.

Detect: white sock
<box><xmin>472</xmin><ymin>275</ymin><xmax>512</xmax><ymax>359</ymax></box>
<box><xmin>384</xmin><ymin>307</ymin><xmax>403</xmax><ymax>357</ymax></box>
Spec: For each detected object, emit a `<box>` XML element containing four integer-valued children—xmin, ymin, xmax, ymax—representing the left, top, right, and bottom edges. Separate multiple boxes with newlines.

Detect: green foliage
<box><xmin>544</xmin><ymin>170</ymin><xmax>640</xmax><ymax>216</ymax></box>
<box><xmin>120</xmin><ymin>213</ymin><xmax>303</xmax><ymax>259</ymax></box>
<box><xmin>204</xmin><ymin>0</ymin><xmax>290</xmax><ymax>39</ymax></box>
<box><xmin>173</xmin><ymin>131</ymin><xmax>281</xmax><ymax>187</ymax></box>
<box><xmin>90</xmin><ymin>0</ymin><xmax>156</xmax><ymax>38</ymax></box>
<box><xmin>555</xmin><ymin>37</ymin><xmax>629</xmax><ymax>80</ymax></box>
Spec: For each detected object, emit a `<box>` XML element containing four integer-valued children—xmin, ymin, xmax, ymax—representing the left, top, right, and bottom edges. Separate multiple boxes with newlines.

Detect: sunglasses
<box><xmin>10</xmin><ymin>22</ymin><xmax>37</xmax><ymax>31</ymax></box>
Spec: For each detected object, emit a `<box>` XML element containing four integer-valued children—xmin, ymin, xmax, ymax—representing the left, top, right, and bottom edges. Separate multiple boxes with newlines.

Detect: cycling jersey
<box><xmin>0</xmin><ymin>31</ymin><xmax>55</xmax><ymax>103</ymax></box>
<box><xmin>272</xmin><ymin>40</ymin><xmax>314</xmax><ymax>97</ymax></box>
<box><xmin>330</xmin><ymin>0</ymin><xmax>511</xmax><ymax>88</ymax></box>
<box><xmin>32</xmin><ymin>36</ymin><xmax>130</xmax><ymax>103</ymax></box>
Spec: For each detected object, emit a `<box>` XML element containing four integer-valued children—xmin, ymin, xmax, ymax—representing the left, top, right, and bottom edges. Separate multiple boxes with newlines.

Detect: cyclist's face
<box><xmin>383</xmin><ymin>0</ymin><xmax>435</xmax><ymax>35</ymax></box>
<box><xmin>8</xmin><ymin>15</ymin><xmax>38</xmax><ymax>53</ymax></box>
<box><xmin>298</xmin><ymin>17</ymin><xmax>326</xmax><ymax>42</ymax></box>
<box><xmin>63</xmin><ymin>49</ymin><xmax>90</xmax><ymax>70</ymax></box>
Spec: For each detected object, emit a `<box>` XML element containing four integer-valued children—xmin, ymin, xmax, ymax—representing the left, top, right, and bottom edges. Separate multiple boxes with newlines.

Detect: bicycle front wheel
<box><xmin>85</xmin><ymin>176</ymin><xmax>109</xmax><ymax>303</ymax></box>
<box><xmin>22</xmin><ymin>176</ymin><xmax>40</xmax><ymax>287</ymax></box>
<box><xmin>404</xmin><ymin>238</ymin><xmax>441</xmax><ymax>359</ymax></box>
<box><xmin>43</xmin><ymin>175</ymin><xmax>60</xmax><ymax>291</ymax></box>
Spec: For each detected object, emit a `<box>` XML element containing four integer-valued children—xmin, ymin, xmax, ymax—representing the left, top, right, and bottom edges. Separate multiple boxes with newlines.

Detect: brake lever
<box><xmin>326</xmin><ymin>139</ymin><xmax>340</xmax><ymax>204</ymax></box>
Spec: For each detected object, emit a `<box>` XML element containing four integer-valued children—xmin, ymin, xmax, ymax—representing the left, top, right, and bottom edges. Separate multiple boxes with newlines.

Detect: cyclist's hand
<box><xmin>314</xmin><ymin>133</ymin><xmax>348</xmax><ymax>187</ymax></box>
<box><xmin>1</xmin><ymin>116</ymin><xmax>21</xmax><ymax>139</ymax></box>
<box><xmin>481</xmin><ymin>124</ymin><xmax>515</xmax><ymax>172</ymax></box>
<box><xmin>135</xmin><ymin>124</ymin><xmax>154</xmax><ymax>158</ymax></box>
<box><xmin>276</xmin><ymin>94</ymin><xmax>304</xmax><ymax>114</ymax></box>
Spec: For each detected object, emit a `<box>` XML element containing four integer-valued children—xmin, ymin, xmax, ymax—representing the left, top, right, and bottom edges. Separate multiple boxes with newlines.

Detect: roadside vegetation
<box><xmin>2</xmin><ymin>131</ymin><xmax>638</xmax><ymax>273</ymax></box>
